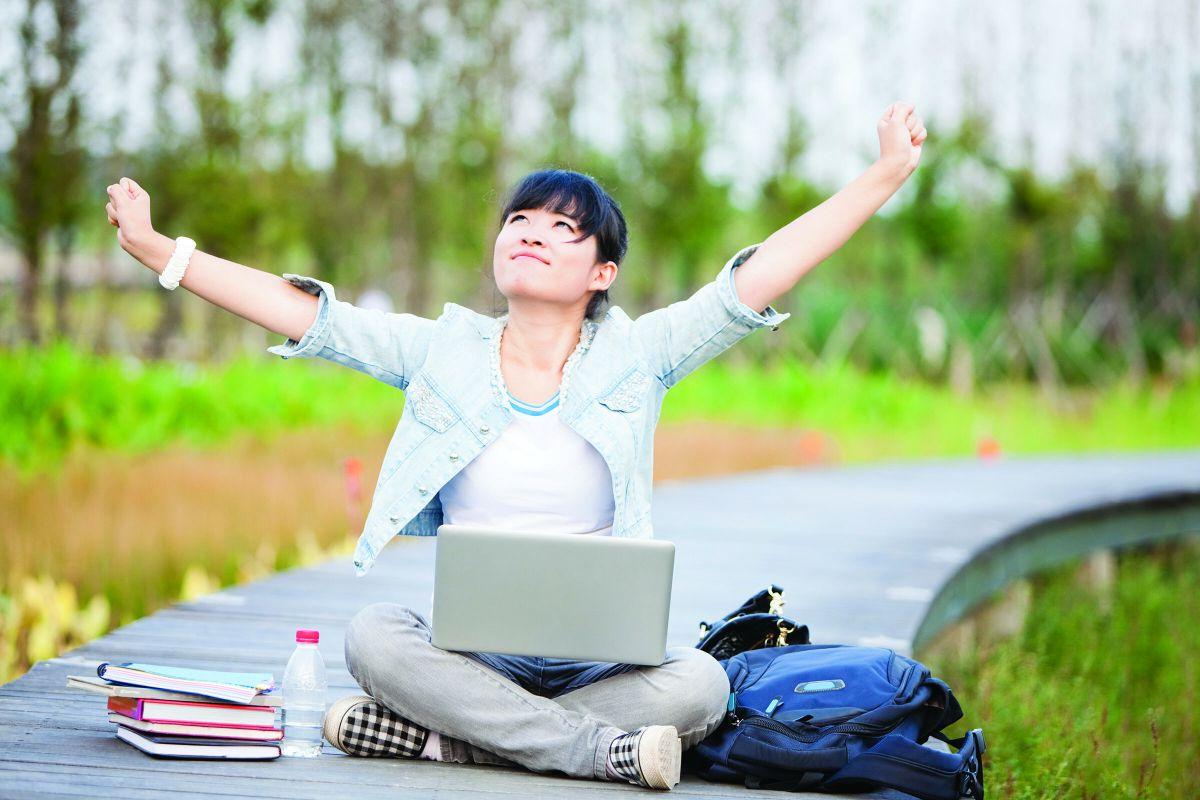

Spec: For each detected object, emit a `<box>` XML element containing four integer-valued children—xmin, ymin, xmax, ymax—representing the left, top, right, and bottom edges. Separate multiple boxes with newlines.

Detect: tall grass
<box><xmin>4</xmin><ymin>344</ymin><xmax>1197</xmax><ymax>481</ymax></box>
<box><xmin>0</xmin><ymin>340</ymin><xmax>404</xmax><ymax>480</ymax></box>
<box><xmin>924</xmin><ymin>542</ymin><xmax>1200</xmax><ymax>799</ymax></box>
<box><xmin>2</xmin><ymin>422</ymin><xmax>387</xmax><ymax>622</ymax></box>
<box><xmin>664</xmin><ymin>360</ymin><xmax>1200</xmax><ymax>461</ymax></box>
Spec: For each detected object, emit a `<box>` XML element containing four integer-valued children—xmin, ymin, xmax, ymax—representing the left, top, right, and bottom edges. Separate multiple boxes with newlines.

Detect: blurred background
<box><xmin>1</xmin><ymin>1</ymin><xmax>1197</xmax><ymax>793</ymax></box>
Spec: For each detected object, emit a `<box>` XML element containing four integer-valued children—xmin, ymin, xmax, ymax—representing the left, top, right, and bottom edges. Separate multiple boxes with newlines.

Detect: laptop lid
<box><xmin>431</xmin><ymin>524</ymin><xmax>675</xmax><ymax>666</ymax></box>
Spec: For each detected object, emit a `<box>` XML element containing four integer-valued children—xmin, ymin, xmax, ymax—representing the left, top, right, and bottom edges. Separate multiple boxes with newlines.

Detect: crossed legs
<box><xmin>342</xmin><ymin>602</ymin><xmax>729</xmax><ymax>780</ymax></box>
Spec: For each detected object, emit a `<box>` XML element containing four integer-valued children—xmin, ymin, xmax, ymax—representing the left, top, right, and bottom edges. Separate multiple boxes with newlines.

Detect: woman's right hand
<box><xmin>105</xmin><ymin>177</ymin><xmax>155</xmax><ymax>257</ymax></box>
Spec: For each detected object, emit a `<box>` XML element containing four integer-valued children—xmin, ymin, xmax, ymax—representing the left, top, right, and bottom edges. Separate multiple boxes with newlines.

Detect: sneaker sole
<box><xmin>323</xmin><ymin>693</ymin><xmax>427</xmax><ymax>758</ymax></box>
<box><xmin>637</xmin><ymin>725</ymin><xmax>682</xmax><ymax>790</ymax></box>
<box><xmin>323</xmin><ymin>694</ymin><xmax>373</xmax><ymax>754</ymax></box>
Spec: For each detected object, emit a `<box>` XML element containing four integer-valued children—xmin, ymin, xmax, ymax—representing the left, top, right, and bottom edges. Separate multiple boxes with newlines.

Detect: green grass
<box><xmin>0</xmin><ymin>340</ymin><xmax>406</xmax><ymax>481</ymax></box>
<box><xmin>923</xmin><ymin>542</ymin><xmax>1200</xmax><ymax>799</ymax></box>
<box><xmin>663</xmin><ymin>361</ymin><xmax>1200</xmax><ymax>462</ymax></box>
<box><xmin>3</xmin><ymin>342</ymin><xmax>1198</xmax><ymax>480</ymax></box>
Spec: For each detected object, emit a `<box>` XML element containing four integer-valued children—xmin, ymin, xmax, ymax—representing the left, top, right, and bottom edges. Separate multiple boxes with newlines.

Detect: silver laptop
<box><xmin>431</xmin><ymin>523</ymin><xmax>675</xmax><ymax>666</ymax></box>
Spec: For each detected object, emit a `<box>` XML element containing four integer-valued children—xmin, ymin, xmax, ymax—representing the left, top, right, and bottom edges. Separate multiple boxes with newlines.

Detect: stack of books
<box><xmin>67</xmin><ymin>662</ymin><xmax>283</xmax><ymax>760</ymax></box>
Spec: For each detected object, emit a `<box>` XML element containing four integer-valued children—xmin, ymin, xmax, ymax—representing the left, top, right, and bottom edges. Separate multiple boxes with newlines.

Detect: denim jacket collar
<box><xmin>482</xmin><ymin>311</ymin><xmax>600</xmax><ymax>412</ymax></box>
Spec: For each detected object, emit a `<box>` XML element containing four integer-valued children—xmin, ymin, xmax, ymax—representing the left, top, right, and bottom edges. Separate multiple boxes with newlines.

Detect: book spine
<box><xmin>106</xmin><ymin>696</ymin><xmax>276</xmax><ymax>728</ymax></box>
<box><xmin>107</xmin><ymin>696</ymin><xmax>144</xmax><ymax>720</ymax></box>
<box><xmin>141</xmin><ymin>716</ymin><xmax>281</xmax><ymax>731</ymax></box>
<box><xmin>138</xmin><ymin>697</ymin><xmax>275</xmax><ymax>714</ymax></box>
<box><xmin>108</xmin><ymin>714</ymin><xmax>284</xmax><ymax>740</ymax></box>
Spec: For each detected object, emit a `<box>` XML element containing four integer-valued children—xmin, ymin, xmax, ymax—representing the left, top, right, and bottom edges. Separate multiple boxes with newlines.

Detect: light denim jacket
<box><xmin>268</xmin><ymin>243</ymin><xmax>790</xmax><ymax>577</ymax></box>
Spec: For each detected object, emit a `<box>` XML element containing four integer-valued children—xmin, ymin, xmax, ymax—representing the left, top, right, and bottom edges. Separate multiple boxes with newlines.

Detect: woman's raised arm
<box><xmin>105</xmin><ymin>177</ymin><xmax>317</xmax><ymax>342</ymax></box>
<box><xmin>732</xmin><ymin>101</ymin><xmax>928</xmax><ymax>314</ymax></box>
<box><xmin>105</xmin><ymin>177</ymin><xmax>437</xmax><ymax>392</ymax></box>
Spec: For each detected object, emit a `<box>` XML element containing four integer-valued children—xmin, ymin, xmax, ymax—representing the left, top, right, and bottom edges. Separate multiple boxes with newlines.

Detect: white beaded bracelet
<box><xmin>159</xmin><ymin>236</ymin><xmax>196</xmax><ymax>290</ymax></box>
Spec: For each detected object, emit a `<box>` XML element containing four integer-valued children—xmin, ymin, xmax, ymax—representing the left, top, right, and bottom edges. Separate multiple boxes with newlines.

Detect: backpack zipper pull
<box><xmin>765</xmin><ymin>696</ymin><xmax>783</xmax><ymax>717</ymax></box>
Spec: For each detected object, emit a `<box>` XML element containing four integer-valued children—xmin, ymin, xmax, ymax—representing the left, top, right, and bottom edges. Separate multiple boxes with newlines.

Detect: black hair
<box><xmin>498</xmin><ymin>168</ymin><xmax>628</xmax><ymax>321</ymax></box>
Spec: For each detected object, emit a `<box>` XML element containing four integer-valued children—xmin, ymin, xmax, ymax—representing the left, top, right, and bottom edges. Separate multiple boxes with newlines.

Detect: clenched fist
<box><xmin>105</xmin><ymin>177</ymin><xmax>155</xmax><ymax>255</ymax></box>
<box><xmin>876</xmin><ymin>102</ymin><xmax>927</xmax><ymax>179</ymax></box>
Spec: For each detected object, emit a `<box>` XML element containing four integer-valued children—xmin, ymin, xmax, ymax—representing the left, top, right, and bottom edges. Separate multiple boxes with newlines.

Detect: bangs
<box><xmin>499</xmin><ymin>169</ymin><xmax>624</xmax><ymax>256</ymax></box>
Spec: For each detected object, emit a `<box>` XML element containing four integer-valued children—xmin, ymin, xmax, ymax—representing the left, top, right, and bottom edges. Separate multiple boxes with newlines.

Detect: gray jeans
<box><xmin>343</xmin><ymin>602</ymin><xmax>730</xmax><ymax>780</ymax></box>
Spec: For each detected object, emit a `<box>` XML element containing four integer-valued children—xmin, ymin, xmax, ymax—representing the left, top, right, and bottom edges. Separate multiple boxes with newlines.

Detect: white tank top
<box><xmin>438</xmin><ymin>389</ymin><xmax>615</xmax><ymax>536</ymax></box>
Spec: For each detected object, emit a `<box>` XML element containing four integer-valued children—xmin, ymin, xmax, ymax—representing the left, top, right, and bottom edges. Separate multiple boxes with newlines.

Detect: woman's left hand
<box><xmin>876</xmin><ymin>101</ymin><xmax>927</xmax><ymax>179</ymax></box>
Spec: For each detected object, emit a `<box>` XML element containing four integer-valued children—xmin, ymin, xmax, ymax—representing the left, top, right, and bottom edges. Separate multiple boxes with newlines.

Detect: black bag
<box><xmin>695</xmin><ymin>585</ymin><xmax>810</xmax><ymax>662</ymax></box>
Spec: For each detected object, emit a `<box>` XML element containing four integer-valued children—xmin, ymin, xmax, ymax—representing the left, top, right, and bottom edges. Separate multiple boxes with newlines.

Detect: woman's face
<box><xmin>493</xmin><ymin>206</ymin><xmax>616</xmax><ymax>313</ymax></box>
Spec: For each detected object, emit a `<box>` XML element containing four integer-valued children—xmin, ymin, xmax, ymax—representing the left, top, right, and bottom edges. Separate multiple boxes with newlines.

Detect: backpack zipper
<box><xmin>733</xmin><ymin>713</ymin><xmax>822</xmax><ymax>742</ymax></box>
<box><xmin>732</xmin><ymin>708</ymin><xmax>901</xmax><ymax>740</ymax></box>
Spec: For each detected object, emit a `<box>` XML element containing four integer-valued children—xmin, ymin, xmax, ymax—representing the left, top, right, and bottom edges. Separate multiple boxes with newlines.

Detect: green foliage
<box><xmin>925</xmin><ymin>542</ymin><xmax>1200</xmax><ymax>799</ymax></box>
<box><xmin>0</xmin><ymin>340</ymin><xmax>403</xmax><ymax>480</ymax></box>
<box><xmin>662</xmin><ymin>360</ymin><xmax>1200</xmax><ymax>460</ymax></box>
<box><xmin>3</xmin><ymin>342</ymin><xmax>1197</xmax><ymax>478</ymax></box>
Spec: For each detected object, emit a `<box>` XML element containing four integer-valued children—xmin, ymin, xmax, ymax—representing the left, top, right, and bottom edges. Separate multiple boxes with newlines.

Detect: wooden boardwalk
<box><xmin>3</xmin><ymin>450</ymin><xmax>1198</xmax><ymax>798</ymax></box>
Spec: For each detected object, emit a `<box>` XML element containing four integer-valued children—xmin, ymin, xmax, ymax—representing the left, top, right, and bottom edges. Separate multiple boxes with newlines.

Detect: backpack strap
<box><xmin>931</xmin><ymin>729</ymin><xmax>972</xmax><ymax>749</ymax></box>
<box><xmin>820</xmin><ymin>728</ymin><xmax>986</xmax><ymax>800</ymax></box>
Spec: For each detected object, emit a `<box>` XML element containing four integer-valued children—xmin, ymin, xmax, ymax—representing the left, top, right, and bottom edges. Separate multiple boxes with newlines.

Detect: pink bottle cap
<box><xmin>295</xmin><ymin>629</ymin><xmax>319</xmax><ymax>643</ymax></box>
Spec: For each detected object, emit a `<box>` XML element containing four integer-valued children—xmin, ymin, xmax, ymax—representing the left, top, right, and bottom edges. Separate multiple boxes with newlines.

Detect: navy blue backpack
<box><xmin>685</xmin><ymin>643</ymin><xmax>986</xmax><ymax>799</ymax></box>
<box><xmin>686</xmin><ymin>585</ymin><xmax>984</xmax><ymax>796</ymax></box>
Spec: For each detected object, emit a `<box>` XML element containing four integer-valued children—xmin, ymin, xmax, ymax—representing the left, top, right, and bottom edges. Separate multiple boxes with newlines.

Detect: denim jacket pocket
<box><xmin>405</xmin><ymin>375</ymin><xmax>458</xmax><ymax>432</ymax></box>
<box><xmin>598</xmin><ymin>367</ymin><xmax>652</xmax><ymax>413</ymax></box>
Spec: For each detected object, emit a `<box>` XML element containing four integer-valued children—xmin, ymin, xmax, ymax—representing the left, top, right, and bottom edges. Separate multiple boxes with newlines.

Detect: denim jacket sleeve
<box><xmin>631</xmin><ymin>242</ymin><xmax>791</xmax><ymax>389</ymax></box>
<box><xmin>265</xmin><ymin>273</ymin><xmax>436</xmax><ymax>391</ymax></box>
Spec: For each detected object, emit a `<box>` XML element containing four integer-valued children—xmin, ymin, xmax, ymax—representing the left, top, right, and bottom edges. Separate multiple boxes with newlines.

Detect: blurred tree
<box><xmin>537</xmin><ymin>4</ymin><xmax>587</xmax><ymax>170</ymax></box>
<box><xmin>623</xmin><ymin>4</ymin><xmax>731</xmax><ymax>311</ymax></box>
<box><xmin>48</xmin><ymin>84</ymin><xmax>85</xmax><ymax>341</ymax></box>
<box><xmin>0</xmin><ymin>0</ymin><xmax>84</xmax><ymax>345</ymax></box>
<box><xmin>754</xmin><ymin>1</ymin><xmax>824</xmax><ymax>268</ymax></box>
<box><xmin>142</xmin><ymin>0</ymin><xmax>275</xmax><ymax>360</ymax></box>
<box><xmin>293</xmin><ymin>0</ymin><xmax>383</xmax><ymax>300</ymax></box>
<box><xmin>370</xmin><ymin>0</ymin><xmax>441</xmax><ymax>316</ymax></box>
<box><xmin>436</xmin><ymin>0</ymin><xmax>523</xmax><ymax>309</ymax></box>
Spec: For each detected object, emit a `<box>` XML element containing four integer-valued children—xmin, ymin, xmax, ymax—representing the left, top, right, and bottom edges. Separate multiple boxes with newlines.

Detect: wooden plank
<box><xmin>0</xmin><ymin>719</ymin><xmax>900</xmax><ymax>798</ymax></box>
<box><xmin>0</xmin><ymin>730</ymin><xmax>768</xmax><ymax>799</ymax></box>
<box><xmin>0</xmin><ymin>764</ymin><xmax>336</xmax><ymax>800</ymax></box>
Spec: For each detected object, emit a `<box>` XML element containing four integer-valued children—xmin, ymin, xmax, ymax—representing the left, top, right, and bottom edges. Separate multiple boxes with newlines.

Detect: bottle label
<box><xmin>293</xmin><ymin>674</ymin><xmax>320</xmax><ymax>691</ymax></box>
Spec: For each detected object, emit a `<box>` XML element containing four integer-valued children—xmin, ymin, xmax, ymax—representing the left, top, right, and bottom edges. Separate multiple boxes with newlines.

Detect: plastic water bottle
<box><xmin>281</xmin><ymin>628</ymin><xmax>327</xmax><ymax>757</ymax></box>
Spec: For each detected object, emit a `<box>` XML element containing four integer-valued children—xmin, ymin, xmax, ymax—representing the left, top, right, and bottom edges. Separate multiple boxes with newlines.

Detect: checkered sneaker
<box><xmin>323</xmin><ymin>694</ymin><xmax>428</xmax><ymax>758</ymax></box>
<box><xmin>608</xmin><ymin>725</ymin><xmax>682</xmax><ymax>790</ymax></box>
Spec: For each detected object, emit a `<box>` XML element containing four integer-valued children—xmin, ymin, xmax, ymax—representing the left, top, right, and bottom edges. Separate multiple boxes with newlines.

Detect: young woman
<box><xmin>105</xmin><ymin>101</ymin><xmax>926</xmax><ymax>791</ymax></box>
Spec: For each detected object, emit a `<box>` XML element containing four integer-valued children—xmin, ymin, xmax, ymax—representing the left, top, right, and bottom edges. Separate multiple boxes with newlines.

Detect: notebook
<box><xmin>97</xmin><ymin>662</ymin><xmax>275</xmax><ymax>704</ymax></box>
<box><xmin>68</xmin><ymin>674</ymin><xmax>282</xmax><ymax>708</ymax></box>
<box><xmin>106</xmin><ymin>712</ymin><xmax>283</xmax><ymax>741</ymax></box>
<box><xmin>115</xmin><ymin>726</ymin><xmax>281</xmax><ymax>760</ymax></box>
<box><xmin>106</xmin><ymin>696</ymin><xmax>278</xmax><ymax>728</ymax></box>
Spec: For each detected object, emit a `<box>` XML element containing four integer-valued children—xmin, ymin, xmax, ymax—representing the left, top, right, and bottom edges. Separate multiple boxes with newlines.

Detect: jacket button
<box><xmin>418</xmin><ymin>486</ymin><xmax>429</xmax><ymax>495</ymax></box>
<box><xmin>449</xmin><ymin>452</ymin><xmax>460</xmax><ymax>461</ymax></box>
